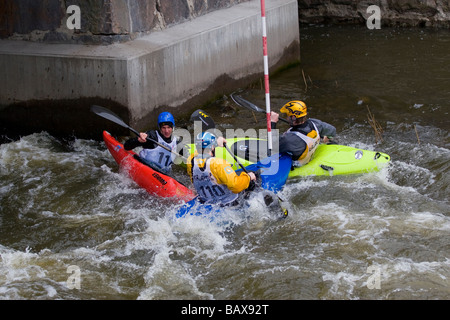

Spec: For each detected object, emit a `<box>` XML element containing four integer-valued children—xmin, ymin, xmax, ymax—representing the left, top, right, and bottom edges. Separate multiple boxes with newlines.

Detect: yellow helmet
<box><xmin>280</xmin><ymin>101</ymin><xmax>307</xmax><ymax>118</ymax></box>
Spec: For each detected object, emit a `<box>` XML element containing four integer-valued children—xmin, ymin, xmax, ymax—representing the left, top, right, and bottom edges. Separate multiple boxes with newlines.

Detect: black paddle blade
<box><xmin>231</xmin><ymin>93</ymin><xmax>289</xmax><ymax>124</ymax></box>
<box><xmin>90</xmin><ymin>105</ymin><xmax>139</xmax><ymax>136</ymax></box>
<box><xmin>262</xmin><ymin>190</ymin><xmax>288</xmax><ymax>220</ymax></box>
<box><xmin>231</xmin><ymin>93</ymin><xmax>264</xmax><ymax>113</ymax></box>
<box><xmin>190</xmin><ymin>109</ymin><xmax>216</xmax><ymax>131</ymax></box>
<box><xmin>91</xmin><ymin>105</ymin><xmax>127</xmax><ymax>128</ymax></box>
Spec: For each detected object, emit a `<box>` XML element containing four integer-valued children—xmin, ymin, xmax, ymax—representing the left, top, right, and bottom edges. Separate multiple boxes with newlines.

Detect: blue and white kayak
<box><xmin>175</xmin><ymin>188</ymin><xmax>289</xmax><ymax>220</ymax></box>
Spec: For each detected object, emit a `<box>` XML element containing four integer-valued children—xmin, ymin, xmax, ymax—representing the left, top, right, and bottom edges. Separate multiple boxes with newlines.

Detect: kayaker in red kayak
<box><xmin>270</xmin><ymin>100</ymin><xmax>337</xmax><ymax>167</ymax></box>
<box><xmin>187</xmin><ymin>132</ymin><xmax>256</xmax><ymax>206</ymax></box>
<box><xmin>124</xmin><ymin>112</ymin><xmax>182</xmax><ymax>173</ymax></box>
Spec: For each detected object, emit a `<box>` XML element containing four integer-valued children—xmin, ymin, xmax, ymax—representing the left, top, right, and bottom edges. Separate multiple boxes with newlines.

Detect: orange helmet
<box><xmin>280</xmin><ymin>101</ymin><xmax>307</xmax><ymax>118</ymax></box>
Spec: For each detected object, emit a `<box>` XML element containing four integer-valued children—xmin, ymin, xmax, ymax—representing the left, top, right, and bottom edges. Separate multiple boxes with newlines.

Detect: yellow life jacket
<box><xmin>188</xmin><ymin>153</ymin><xmax>251</xmax><ymax>204</ymax></box>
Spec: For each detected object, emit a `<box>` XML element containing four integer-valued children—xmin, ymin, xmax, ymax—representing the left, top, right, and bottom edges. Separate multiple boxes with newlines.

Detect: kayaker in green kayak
<box><xmin>270</xmin><ymin>100</ymin><xmax>337</xmax><ymax>167</ymax></box>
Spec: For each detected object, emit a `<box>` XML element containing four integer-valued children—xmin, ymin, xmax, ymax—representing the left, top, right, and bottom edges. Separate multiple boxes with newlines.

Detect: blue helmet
<box><xmin>157</xmin><ymin>112</ymin><xmax>175</xmax><ymax>129</ymax></box>
<box><xmin>195</xmin><ymin>132</ymin><xmax>217</xmax><ymax>150</ymax></box>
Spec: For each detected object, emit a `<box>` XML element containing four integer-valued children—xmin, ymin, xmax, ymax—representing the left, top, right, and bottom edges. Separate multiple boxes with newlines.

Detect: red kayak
<box><xmin>103</xmin><ymin>131</ymin><xmax>196</xmax><ymax>202</ymax></box>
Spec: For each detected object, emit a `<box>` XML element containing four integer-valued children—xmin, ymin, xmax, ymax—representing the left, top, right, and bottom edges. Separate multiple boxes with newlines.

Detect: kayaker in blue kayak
<box><xmin>124</xmin><ymin>112</ymin><xmax>181</xmax><ymax>173</ymax></box>
<box><xmin>187</xmin><ymin>132</ymin><xmax>257</xmax><ymax>206</ymax></box>
<box><xmin>270</xmin><ymin>100</ymin><xmax>336</xmax><ymax>166</ymax></box>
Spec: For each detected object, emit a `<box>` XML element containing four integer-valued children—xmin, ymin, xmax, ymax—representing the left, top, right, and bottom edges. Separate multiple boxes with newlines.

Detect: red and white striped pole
<box><xmin>260</xmin><ymin>0</ymin><xmax>273</xmax><ymax>154</ymax></box>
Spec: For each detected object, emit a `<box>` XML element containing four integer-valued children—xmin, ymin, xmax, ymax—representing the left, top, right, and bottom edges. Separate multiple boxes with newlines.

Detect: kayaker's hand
<box><xmin>270</xmin><ymin>111</ymin><xmax>279</xmax><ymax>123</ymax></box>
<box><xmin>247</xmin><ymin>180</ymin><xmax>256</xmax><ymax>191</ymax></box>
<box><xmin>216</xmin><ymin>136</ymin><xmax>226</xmax><ymax>148</ymax></box>
<box><xmin>322</xmin><ymin>136</ymin><xmax>330</xmax><ymax>144</ymax></box>
<box><xmin>138</xmin><ymin>132</ymin><xmax>148</xmax><ymax>143</ymax></box>
<box><xmin>248</xmin><ymin>172</ymin><xmax>256</xmax><ymax>181</ymax></box>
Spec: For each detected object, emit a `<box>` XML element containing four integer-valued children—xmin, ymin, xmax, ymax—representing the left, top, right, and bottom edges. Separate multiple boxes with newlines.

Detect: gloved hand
<box><xmin>247</xmin><ymin>179</ymin><xmax>256</xmax><ymax>191</ymax></box>
<box><xmin>246</xmin><ymin>169</ymin><xmax>261</xmax><ymax>191</ymax></box>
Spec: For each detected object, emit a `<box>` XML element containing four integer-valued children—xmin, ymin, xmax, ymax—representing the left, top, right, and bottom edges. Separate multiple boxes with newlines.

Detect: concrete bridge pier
<box><xmin>0</xmin><ymin>0</ymin><xmax>300</xmax><ymax>140</ymax></box>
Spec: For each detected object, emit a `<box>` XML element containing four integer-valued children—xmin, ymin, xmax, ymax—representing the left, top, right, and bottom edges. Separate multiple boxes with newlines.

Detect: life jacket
<box><xmin>191</xmin><ymin>156</ymin><xmax>239</xmax><ymax>205</ymax></box>
<box><xmin>288</xmin><ymin>121</ymin><xmax>320</xmax><ymax>166</ymax></box>
<box><xmin>139</xmin><ymin>131</ymin><xmax>177</xmax><ymax>170</ymax></box>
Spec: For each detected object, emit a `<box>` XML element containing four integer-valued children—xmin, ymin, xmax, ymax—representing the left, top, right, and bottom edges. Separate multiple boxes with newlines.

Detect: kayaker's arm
<box><xmin>124</xmin><ymin>131</ymin><xmax>158</xmax><ymax>150</ymax></box>
<box><xmin>186</xmin><ymin>152</ymin><xmax>197</xmax><ymax>182</ymax></box>
<box><xmin>175</xmin><ymin>136</ymin><xmax>186</xmax><ymax>157</ymax></box>
<box><xmin>209</xmin><ymin>158</ymin><xmax>252</xmax><ymax>194</ymax></box>
<box><xmin>310</xmin><ymin>118</ymin><xmax>337</xmax><ymax>141</ymax></box>
<box><xmin>270</xmin><ymin>111</ymin><xmax>279</xmax><ymax>130</ymax></box>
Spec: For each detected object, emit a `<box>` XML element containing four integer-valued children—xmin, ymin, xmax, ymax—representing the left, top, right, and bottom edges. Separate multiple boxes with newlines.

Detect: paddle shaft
<box><xmin>223</xmin><ymin>142</ymin><xmax>249</xmax><ymax>174</ymax></box>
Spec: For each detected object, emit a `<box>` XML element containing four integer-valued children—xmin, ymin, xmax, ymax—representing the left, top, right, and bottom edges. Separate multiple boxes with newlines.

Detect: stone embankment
<box><xmin>297</xmin><ymin>0</ymin><xmax>450</xmax><ymax>27</ymax></box>
<box><xmin>1</xmin><ymin>0</ymin><xmax>251</xmax><ymax>44</ymax></box>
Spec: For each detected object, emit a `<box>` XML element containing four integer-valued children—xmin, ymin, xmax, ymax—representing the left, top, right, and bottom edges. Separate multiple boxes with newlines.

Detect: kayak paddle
<box><xmin>190</xmin><ymin>109</ymin><xmax>216</xmax><ymax>131</ymax></box>
<box><xmin>230</xmin><ymin>93</ymin><xmax>289</xmax><ymax>124</ymax></box>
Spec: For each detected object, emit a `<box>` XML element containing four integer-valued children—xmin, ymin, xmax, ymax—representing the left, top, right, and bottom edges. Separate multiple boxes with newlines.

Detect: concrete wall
<box><xmin>0</xmin><ymin>0</ymin><xmax>300</xmax><ymax>139</ymax></box>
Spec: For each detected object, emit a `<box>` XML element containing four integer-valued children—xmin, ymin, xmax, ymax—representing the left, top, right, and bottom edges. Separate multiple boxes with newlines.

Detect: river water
<box><xmin>0</xmin><ymin>25</ymin><xmax>449</xmax><ymax>301</ymax></box>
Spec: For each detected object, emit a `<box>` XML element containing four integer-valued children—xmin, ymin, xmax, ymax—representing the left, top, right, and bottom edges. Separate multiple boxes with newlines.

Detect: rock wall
<box><xmin>0</xmin><ymin>0</ymin><xmax>250</xmax><ymax>44</ymax></box>
<box><xmin>297</xmin><ymin>0</ymin><xmax>450</xmax><ymax>27</ymax></box>
<box><xmin>3</xmin><ymin>0</ymin><xmax>447</xmax><ymax>45</ymax></box>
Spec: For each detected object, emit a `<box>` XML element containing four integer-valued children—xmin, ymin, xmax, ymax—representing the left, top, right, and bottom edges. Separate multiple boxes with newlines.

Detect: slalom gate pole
<box><xmin>260</xmin><ymin>0</ymin><xmax>272</xmax><ymax>155</ymax></box>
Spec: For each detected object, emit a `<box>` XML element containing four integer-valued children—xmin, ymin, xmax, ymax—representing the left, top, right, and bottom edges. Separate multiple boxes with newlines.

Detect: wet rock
<box><xmin>0</xmin><ymin>0</ymin><xmax>65</xmax><ymax>38</ymax></box>
<box><xmin>0</xmin><ymin>0</ymin><xmax>251</xmax><ymax>43</ymax></box>
<box><xmin>298</xmin><ymin>0</ymin><xmax>450</xmax><ymax>27</ymax></box>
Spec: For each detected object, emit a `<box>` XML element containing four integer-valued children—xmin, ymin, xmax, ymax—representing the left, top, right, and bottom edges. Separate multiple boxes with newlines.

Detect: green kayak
<box><xmin>186</xmin><ymin>138</ymin><xmax>390</xmax><ymax>177</ymax></box>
